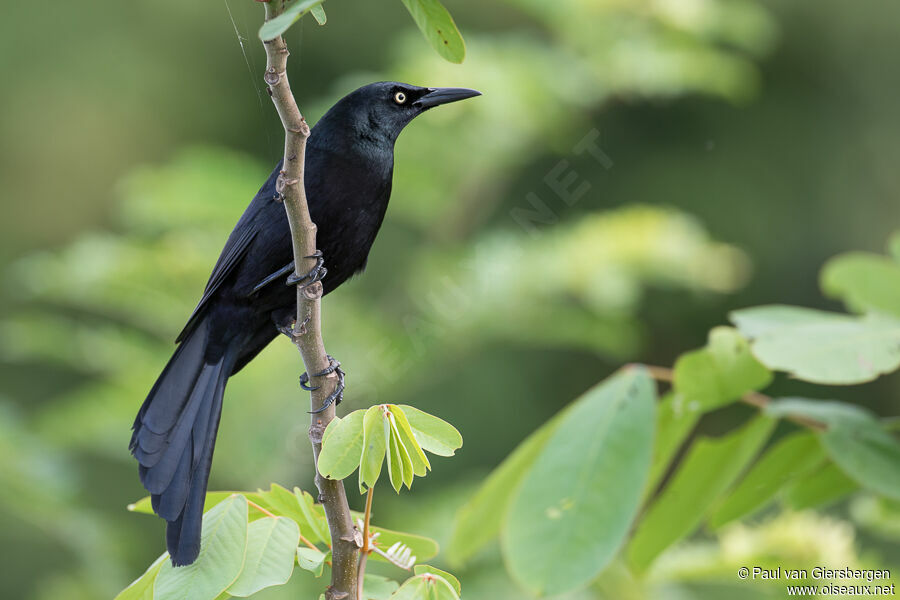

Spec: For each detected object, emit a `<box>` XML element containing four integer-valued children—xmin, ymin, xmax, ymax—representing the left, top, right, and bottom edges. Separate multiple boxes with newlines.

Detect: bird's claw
<box><xmin>286</xmin><ymin>250</ymin><xmax>327</xmax><ymax>288</ymax></box>
<box><xmin>299</xmin><ymin>354</ymin><xmax>345</xmax><ymax>414</ymax></box>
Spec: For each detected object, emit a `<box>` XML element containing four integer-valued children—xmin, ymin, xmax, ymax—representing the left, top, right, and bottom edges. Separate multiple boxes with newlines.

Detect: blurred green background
<box><xmin>1</xmin><ymin>0</ymin><xmax>899</xmax><ymax>597</ymax></box>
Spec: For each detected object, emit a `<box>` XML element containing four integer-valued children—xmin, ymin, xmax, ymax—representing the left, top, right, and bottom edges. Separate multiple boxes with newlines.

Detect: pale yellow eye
<box><xmin>394</xmin><ymin>91</ymin><xmax>407</xmax><ymax>104</ymax></box>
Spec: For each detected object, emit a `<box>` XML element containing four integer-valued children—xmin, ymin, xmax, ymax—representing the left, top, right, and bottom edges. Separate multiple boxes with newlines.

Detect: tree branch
<box><xmin>645</xmin><ymin>365</ymin><xmax>826</xmax><ymax>431</ymax></box>
<box><xmin>260</xmin><ymin>4</ymin><xmax>360</xmax><ymax>598</ymax></box>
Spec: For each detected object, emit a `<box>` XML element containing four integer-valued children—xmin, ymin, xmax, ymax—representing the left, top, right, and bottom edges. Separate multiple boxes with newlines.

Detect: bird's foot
<box><xmin>299</xmin><ymin>354</ymin><xmax>345</xmax><ymax>414</ymax></box>
<box><xmin>286</xmin><ymin>250</ymin><xmax>327</xmax><ymax>288</ymax></box>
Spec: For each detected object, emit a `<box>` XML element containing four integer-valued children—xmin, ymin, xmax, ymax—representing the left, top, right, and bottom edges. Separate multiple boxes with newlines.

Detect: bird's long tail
<box><xmin>129</xmin><ymin>318</ymin><xmax>231</xmax><ymax>566</ymax></box>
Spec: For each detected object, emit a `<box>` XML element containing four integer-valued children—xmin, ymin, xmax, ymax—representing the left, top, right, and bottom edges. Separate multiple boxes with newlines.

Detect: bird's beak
<box><xmin>414</xmin><ymin>87</ymin><xmax>482</xmax><ymax>109</ymax></box>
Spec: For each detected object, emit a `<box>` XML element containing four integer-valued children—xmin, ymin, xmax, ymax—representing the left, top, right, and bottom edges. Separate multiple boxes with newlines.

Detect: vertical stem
<box><xmin>260</xmin><ymin>4</ymin><xmax>361</xmax><ymax>598</ymax></box>
<box><xmin>357</xmin><ymin>487</ymin><xmax>374</xmax><ymax>600</ymax></box>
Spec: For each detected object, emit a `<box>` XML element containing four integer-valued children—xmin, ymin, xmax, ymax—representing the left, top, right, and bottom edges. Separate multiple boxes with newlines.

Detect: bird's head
<box><xmin>321</xmin><ymin>81</ymin><xmax>481</xmax><ymax>148</ymax></box>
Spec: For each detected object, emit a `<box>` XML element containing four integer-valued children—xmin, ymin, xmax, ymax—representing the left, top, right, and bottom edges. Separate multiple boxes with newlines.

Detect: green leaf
<box><xmin>368</xmin><ymin>526</ymin><xmax>439</xmax><ymax>564</ymax></box>
<box><xmin>390</xmin><ymin>405</ymin><xmax>430</xmax><ymax>476</ymax></box>
<box><xmin>258</xmin><ymin>0</ymin><xmax>326</xmax><ymax>41</ymax></box>
<box><xmin>360</xmin><ymin>405</ymin><xmax>388</xmax><ymax>492</ymax></box>
<box><xmin>673</xmin><ymin>326</ymin><xmax>772</xmax><ymax>412</ymax></box>
<box><xmin>296</xmin><ymin>547</ymin><xmax>328</xmax><ymax>577</ymax></box>
<box><xmin>318</xmin><ymin>409</ymin><xmax>366</xmax><ymax>480</ymax></box>
<box><xmin>708</xmin><ymin>432</ymin><xmax>825</xmax><ymax>529</ymax></box>
<box><xmin>766</xmin><ymin>399</ymin><xmax>900</xmax><ymax>501</ymax></box>
<box><xmin>293</xmin><ymin>487</ymin><xmax>330</xmax><ymax>543</ymax></box>
<box><xmin>731</xmin><ymin>305</ymin><xmax>900</xmax><ymax>384</ymax></box>
<box><xmin>226</xmin><ymin>517</ymin><xmax>300</xmax><ymax>597</ymax></box>
<box><xmin>627</xmin><ymin>416</ymin><xmax>775</xmax><ymax>572</ymax></box>
<box><xmin>154</xmin><ymin>495</ymin><xmax>249</xmax><ymax>600</ymax></box>
<box><xmin>310</xmin><ymin>4</ymin><xmax>326</xmax><ymax>25</ymax></box>
<box><xmin>128</xmin><ymin>491</ymin><xmax>262</xmax><ymax>517</ymax></box>
<box><xmin>399</xmin><ymin>405</ymin><xmax>462</xmax><ymax>457</ymax></box>
<box><xmin>765</xmin><ymin>396</ymin><xmax>900</xmax><ymax>499</ymax></box>
<box><xmin>387</xmin><ymin>418</ymin><xmax>404</xmax><ymax>493</ymax></box>
<box><xmin>258</xmin><ymin>484</ymin><xmax>326</xmax><ymax>545</ymax></box>
<box><xmin>391</xmin><ymin>573</ymin><xmax>459</xmax><ymax>600</ymax></box>
<box><xmin>399</xmin><ymin>0</ymin><xmax>466</xmax><ymax>63</ymax></box>
<box><xmin>764</xmin><ymin>397</ymin><xmax>873</xmax><ymax>426</ymax></box>
<box><xmin>503</xmin><ymin>367</ymin><xmax>656</xmax><ymax>596</ymax></box>
<box><xmin>414</xmin><ymin>565</ymin><xmax>461</xmax><ymax>595</ymax></box>
<box><xmin>781</xmin><ymin>461</ymin><xmax>859</xmax><ymax>510</ymax></box>
<box><xmin>115</xmin><ymin>554</ymin><xmax>166</xmax><ymax>600</ymax></box>
<box><xmin>821</xmin><ymin>252</ymin><xmax>900</xmax><ymax>319</ymax></box>
<box><xmin>363</xmin><ymin>574</ymin><xmax>400</xmax><ymax>599</ymax></box>
<box><xmin>447</xmin><ymin>408</ymin><xmax>566</xmax><ymax>566</ymax></box>
<box><xmin>645</xmin><ymin>392</ymin><xmax>700</xmax><ymax>498</ymax></box>
<box><xmin>390</xmin><ymin>413</ymin><xmax>415</xmax><ymax>489</ymax></box>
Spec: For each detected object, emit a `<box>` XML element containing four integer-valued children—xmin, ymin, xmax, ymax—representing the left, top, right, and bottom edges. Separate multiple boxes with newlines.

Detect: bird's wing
<box><xmin>175</xmin><ymin>224</ymin><xmax>257</xmax><ymax>343</ymax></box>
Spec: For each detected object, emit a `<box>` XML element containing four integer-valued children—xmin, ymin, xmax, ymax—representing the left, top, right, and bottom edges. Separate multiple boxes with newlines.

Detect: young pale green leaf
<box><xmin>226</xmin><ymin>517</ymin><xmax>300</xmax><ymax>597</ymax></box>
<box><xmin>503</xmin><ymin>367</ymin><xmax>656</xmax><ymax>596</ymax></box>
<box><xmin>781</xmin><ymin>461</ymin><xmax>859</xmax><ymax>510</ymax></box>
<box><xmin>360</xmin><ymin>405</ymin><xmax>388</xmax><ymax>492</ymax></box>
<box><xmin>154</xmin><ymin>495</ymin><xmax>249</xmax><ymax>600</ymax></box>
<box><xmin>730</xmin><ymin>305</ymin><xmax>900</xmax><ymax>384</ymax></box>
<box><xmin>363</xmin><ymin>574</ymin><xmax>400</xmax><ymax>599</ymax></box>
<box><xmin>115</xmin><ymin>553</ymin><xmax>166</xmax><ymax>600</ymax></box>
<box><xmin>296</xmin><ymin>547</ymin><xmax>328</xmax><ymax>577</ymax></box>
<box><xmin>368</xmin><ymin>526</ymin><xmax>439</xmax><ymax>564</ymax></box>
<box><xmin>821</xmin><ymin>252</ymin><xmax>900</xmax><ymax>319</ymax></box>
<box><xmin>310</xmin><ymin>4</ymin><xmax>326</xmax><ymax>25</ymax></box>
<box><xmin>317</xmin><ymin>409</ymin><xmax>366</xmax><ymax>480</ymax></box>
<box><xmin>390</xmin><ymin>405</ymin><xmax>430</xmax><ymax>476</ymax></box>
<box><xmin>391</xmin><ymin>573</ymin><xmax>459</xmax><ymax>600</ymax></box>
<box><xmin>399</xmin><ymin>405</ymin><xmax>462</xmax><ymax>457</ymax></box>
<box><xmin>645</xmin><ymin>392</ymin><xmax>700</xmax><ymax>498</ymax></box>
<box><xmin>673</xmin><ymin>326</ymin><xmax>772</xmax><ymax>413</ymax></box>
<box><xmin>387</xmin><ymin>418</ymin><xmax>405</xmax><ymax>493</ymax></box>
<box><xmin>258</xmin><ymin>0</ymin><xmax>326</xmax><ymax>41</ymax></box>
<box><xmin>414</xmin><ymin>565</ymin><xmax>461</xmax><ymax>595</ymax></box>
<box><xmin>708</xmin><ymin>432</ymin><xmax>825</xmax><ymax>529</ymax></box>
<box><xmin>399</xmin><ymin>0</ymin><xmax>466</xmax><ymax>63</ymax></box>
<box><xmin>257</xmin><ymin>484</ymin><xmax>326</xmax><ymax>545</ymax></box>
<box><xmin>448</xmin><ymin>406</ymin><xmax>569</xmax><ymax>566</ymax></box>
<box><xmin>390</xmin><ymin>413</ymin><xmax>415</xmax><ymax>489</ymax></box>
<box><xmin>627</xmin><ymin>416</ymin><xmax>775</xmax><ymax>572</ymax></box>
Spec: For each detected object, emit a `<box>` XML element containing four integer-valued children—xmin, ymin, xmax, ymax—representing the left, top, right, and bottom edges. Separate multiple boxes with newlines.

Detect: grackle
<box><xmin>129</xmin><ymin>82</ymin><xmax>481</xmax><ymax>566</ymax></box>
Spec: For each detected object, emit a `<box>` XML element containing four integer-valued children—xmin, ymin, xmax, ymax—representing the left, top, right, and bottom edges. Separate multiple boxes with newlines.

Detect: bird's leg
<box><xmin>299</xmin><ymin>354</ymin><xmax>346</xmax><ymax>414</ymax></box>
<box><xmin>286</xmin><ymin>250</ymin><xmax>327</xmax><ymax>288</ymax></box>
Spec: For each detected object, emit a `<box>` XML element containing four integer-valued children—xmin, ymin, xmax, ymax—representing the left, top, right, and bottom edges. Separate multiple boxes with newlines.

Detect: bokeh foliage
<box><xmin>1</xmin><ymin>0</ymin><xmax>899</xmax><ymax>598</ymax></box>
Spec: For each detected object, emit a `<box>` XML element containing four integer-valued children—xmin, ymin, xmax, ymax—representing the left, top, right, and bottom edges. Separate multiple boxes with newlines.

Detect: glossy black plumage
<box><xmin>129</xmin><ymin>82</ymin><xmax>480</xmax><ymax>566</ymax></box>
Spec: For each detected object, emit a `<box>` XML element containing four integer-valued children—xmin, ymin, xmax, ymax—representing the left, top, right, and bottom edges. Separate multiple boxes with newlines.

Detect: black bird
<box><xmin>129</xmin><ymin>82</ymin><xmax>480</xmax><ymax>566</ymax></box>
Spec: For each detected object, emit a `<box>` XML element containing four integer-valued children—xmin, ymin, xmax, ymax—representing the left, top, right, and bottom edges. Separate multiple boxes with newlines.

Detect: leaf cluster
<box><xmin>318</xmin><ymin>404</ymin><xmax>462</xmax><ymax>494</ymax></box>
<box><xmin>447</xmin><ymin>231</ymin><xmax>900</xmax><ymax>595</ymax></box>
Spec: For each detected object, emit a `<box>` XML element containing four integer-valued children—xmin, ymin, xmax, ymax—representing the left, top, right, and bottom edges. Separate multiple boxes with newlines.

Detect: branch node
<box><xmin>300</xmin><ymin>281</ymin><xmax>323</xmax><ymax>301</ymax></box>
<box><xmin>264</xmin><ymin>68</ymin><xmax>280</xmax><ymax>85</ymax></box>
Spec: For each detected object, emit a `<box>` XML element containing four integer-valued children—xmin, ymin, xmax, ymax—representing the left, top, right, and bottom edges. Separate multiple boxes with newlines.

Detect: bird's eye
<box><xmin>393</xmin><ymin>91</ymin><xmax>407</xmax><ymax>105</ymax></box>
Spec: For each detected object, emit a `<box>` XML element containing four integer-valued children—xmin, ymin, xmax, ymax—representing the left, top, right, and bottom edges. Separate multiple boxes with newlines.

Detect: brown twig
<box><xmin>645</xmin><ymin>365</ymin><xmax>826</xmax><ymax>431</ymax></box>
<box><xmin>260</xmin><ymin>5</ymin><xmax>360</xmax><ymax>597</ymax></box>
<box><xmin>356</xmin><ymin>487</ymin><xmax>375</xmax><ymax>600</ymax></box>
